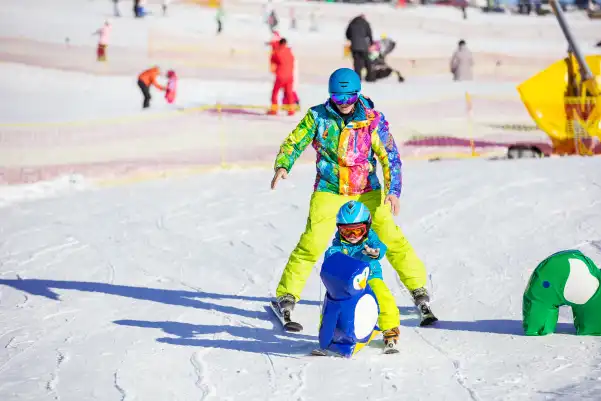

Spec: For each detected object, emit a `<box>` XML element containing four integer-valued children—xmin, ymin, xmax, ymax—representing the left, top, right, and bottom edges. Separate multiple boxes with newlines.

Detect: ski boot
<box><xmin>382</xmin><ymin>327</ymin><xmax>400</xmax><ymax>354</ymax></box>
<box><xmin>276</xmin><ymin>294</ymin><xmax>296</xmax><ymax>314</ymax></box>
<box><xmin>270</xmin><ymin>294</ymin><xmax>303</xmax><ymax>332</ymax></box>
<box><xmin>411</xmin><ymin>287</ymin><xmax>438</xmax><ymax>327</ymax></box>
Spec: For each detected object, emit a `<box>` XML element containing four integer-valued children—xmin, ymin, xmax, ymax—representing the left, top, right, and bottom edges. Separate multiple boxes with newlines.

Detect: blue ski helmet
<box><xmin>336</xmin><ymin>200</ymin><xmax>371</xmax><ymax>226</ymax></box>
<box><xmin>328</xmin><ymin>68</ymin><xmax>361</xmax><ymax>95</ymax></box>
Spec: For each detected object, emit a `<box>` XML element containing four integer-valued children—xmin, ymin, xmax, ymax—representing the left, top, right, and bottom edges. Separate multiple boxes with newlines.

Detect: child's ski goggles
<box><xmin>330</xmin><ymin>92</ymin><xmax>359</xmax><ymax>106</ymax></box>
<box><xmin>337</xmin><ymin>222</ymin><xmax>368</xmax><ymax>240</ymax></box>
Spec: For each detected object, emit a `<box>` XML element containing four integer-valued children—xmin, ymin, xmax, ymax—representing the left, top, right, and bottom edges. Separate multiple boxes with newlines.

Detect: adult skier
<box><xmin>270</xmin><ymin>68</ymin><xmax>437</xmax><ymax>329</ymax></box>
<box><xmin>267</xmin><ymin>38</ymin><xmax>296</xmax><ymax>116</ymax></box>
<box><xmin>137</xmin><ymin>66</ymin><xmax>165</xmax><ymax>109</ymax></box>
<box><xmin>345</xmin><ymin>14</ymin><xmax>373</xmax><ymax>81</ymax></box>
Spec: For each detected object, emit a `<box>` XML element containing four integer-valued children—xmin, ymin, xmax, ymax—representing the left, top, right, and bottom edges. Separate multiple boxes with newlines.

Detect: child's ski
<box><xmin>311</xmin><ymin>344</ymin><xmax>399</xmax><ymax>357</ymax></box>
<box><xmin>309</xmin><ymin>348</ymin><xmax>344</xmax><ymax>357</ymax></box>
<box><xmin>383</xmin><ymin>341</ymin><xmax>400</xmax><ymax>354</ymax></box>
<box><xmin>269</xmin><ymin>300</ymin><xmax>303</xmax><ymax>332</ymax></box>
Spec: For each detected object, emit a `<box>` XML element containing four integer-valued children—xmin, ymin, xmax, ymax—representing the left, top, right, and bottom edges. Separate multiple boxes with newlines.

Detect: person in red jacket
<box><xmin>267</xmin><ymin>33</ymin><xmax>300</xmax><ymax>111</ymax></box>
<box><xmin>268</xmin><ymin>38</ymin><xmax>295</xmax><ymax>116</ymax></box>
<box><xmin>165</xmin><ymin>70</ymin><xmax>177</xmax><ymax>104</ymax></box>
<box><xmin>137</xmin><ymin>66</ymin><xmax>166</xmax><ymax>109</ymax></box>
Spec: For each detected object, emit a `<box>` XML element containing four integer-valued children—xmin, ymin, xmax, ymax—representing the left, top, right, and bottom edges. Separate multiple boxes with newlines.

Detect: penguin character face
<box><xmin>351</xmin><ymin>266</ymin><xmax>370</xmax><ymax>292</ymax></box>
<box><xmin>321</xmin><ymin>253</ymin><xmax>371</xmax><ymax>300</ymax></box>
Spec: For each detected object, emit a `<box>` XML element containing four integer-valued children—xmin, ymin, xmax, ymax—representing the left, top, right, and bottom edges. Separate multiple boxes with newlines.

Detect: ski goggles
<box><xmin>338</xmin><ymin>223</ymin><xmax>368</xmax><ymax>241</ymax></box>
<box><xmin>330</xmin><ymin>92</ymin><xmax>359</xmax><ymax>106</ymax></box>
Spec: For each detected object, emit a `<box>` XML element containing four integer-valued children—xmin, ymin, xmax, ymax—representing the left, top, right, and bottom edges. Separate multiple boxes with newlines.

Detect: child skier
<box><xmin>270</xmin><ymin>68</ymin><xmax>437</xmax><ymax>329</ymax></box>
<box><xmin>93</xmin><ymin>20</ymin><xmax>111</xmax><ymax>62</ymax></box>
<box><xmin>324</xmin><ymin>200</ymin><xmax>401</xmax><ymax>353</ymax></box>
<box><xmin>165</xmin><ymin>70</ymin><xmax>177</xmax><ymax>104</ymax></box>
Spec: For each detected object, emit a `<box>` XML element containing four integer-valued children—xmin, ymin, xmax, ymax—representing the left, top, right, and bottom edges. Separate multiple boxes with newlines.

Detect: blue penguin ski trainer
<box><xmin>316</xmin><ymin>252</ymin><xmax>380</xmax><ymax>358</ymax></box>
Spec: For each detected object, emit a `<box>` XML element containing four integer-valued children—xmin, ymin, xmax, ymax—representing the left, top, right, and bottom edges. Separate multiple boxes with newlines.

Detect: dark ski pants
<box><xmin>138</xmin><ymin>79</ymin><xmax>151</xmax><ymax>108</ymax></box>
<box><xmin>351</xmin><ymin>50</ymin><xmax>372</xmax><ymax>81</ymax></box>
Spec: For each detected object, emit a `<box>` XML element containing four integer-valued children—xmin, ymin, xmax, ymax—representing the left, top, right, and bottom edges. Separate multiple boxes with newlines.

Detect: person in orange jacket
<box><xmin>268</xmin><ymin>38</ymin><xmax>295</xmax><ymax>116</ymax></box>
<box><xmin>137</xmin><ymin>66</ymin><xmax>166</xmax><ymax>109</ymax></box>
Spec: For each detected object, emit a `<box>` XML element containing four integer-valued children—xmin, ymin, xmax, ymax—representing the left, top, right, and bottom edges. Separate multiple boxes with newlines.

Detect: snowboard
<box><xmin>269</xmin><ymin>300</ymin><xmax>303</xmax><ymax>332</ymax></box>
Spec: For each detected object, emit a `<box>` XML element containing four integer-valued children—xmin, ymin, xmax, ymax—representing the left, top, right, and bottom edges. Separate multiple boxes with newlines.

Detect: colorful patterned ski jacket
<box><xmin>274</xmin><ymin>95</ymin><xmax>402</xmax><ymax>197</ymax></box>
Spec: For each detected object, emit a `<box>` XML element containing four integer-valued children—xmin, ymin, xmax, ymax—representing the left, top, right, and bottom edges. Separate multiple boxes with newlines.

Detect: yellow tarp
<box><xmin>517</xmin><ymin>55</ymin><xmax>601</xmax><ymax>154</ymax></box>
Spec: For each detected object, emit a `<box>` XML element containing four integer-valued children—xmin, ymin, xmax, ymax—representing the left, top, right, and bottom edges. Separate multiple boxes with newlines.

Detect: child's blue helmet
<box><xmin>328</xmin><ymin>68</ymin><xmax>361</xmax><ymax>94</ymax></box>
<box><xmin>336</xmin><ymin>200</ymin><xmax>371</xmax><ymax>225</ymax></box>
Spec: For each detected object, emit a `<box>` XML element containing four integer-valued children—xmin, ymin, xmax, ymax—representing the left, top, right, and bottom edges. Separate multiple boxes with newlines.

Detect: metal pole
<box><xmin>549</xmin><ymin>0</ymin><xmax>593</xmax><ymax>81</ymax></box>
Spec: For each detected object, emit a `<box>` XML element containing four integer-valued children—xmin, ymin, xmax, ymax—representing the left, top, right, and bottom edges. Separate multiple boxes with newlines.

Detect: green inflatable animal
<box><xmin>523</xmin><ymin>250</ymin><xmax>601</xmax><ymax>336</ymax></box>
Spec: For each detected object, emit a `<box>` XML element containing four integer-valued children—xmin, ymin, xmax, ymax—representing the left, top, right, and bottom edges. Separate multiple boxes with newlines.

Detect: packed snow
<box><xmin>1</xmin><ymin>158</ymin><xmax>601</xmax><ymax>400</ymax></box>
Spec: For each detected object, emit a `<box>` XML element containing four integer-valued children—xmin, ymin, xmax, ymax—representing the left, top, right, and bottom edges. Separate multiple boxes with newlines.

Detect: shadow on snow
<box><xmin>0</xmin><ymin>278</ymin><xmax>318</xmax><ymax>355</ymax></box>
<box><xmin>400</xmin><ymin>316</ymin><xmax>576</xmax><ymax>335</ymax></box>
<box><xmin>114</xmin><ymin>317</ymin><xmax>315</xmax><ymax>356</ymax></box>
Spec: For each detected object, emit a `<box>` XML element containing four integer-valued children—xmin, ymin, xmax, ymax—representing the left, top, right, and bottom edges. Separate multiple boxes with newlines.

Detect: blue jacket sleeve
<box><xmin>364</xmin><ymin>229</ymin><xmax>387</xmax><ymax>260</ymax></box>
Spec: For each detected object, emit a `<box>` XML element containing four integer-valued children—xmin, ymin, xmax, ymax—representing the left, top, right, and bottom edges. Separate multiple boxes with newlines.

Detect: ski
<box><xmin>269</xmin><ymin>300</ymin><xmax>303</xmax><ymax>332</ymax></box>
<box><xmin>309</xmin><ymin>348</ymin><xmax>343</xmax><ymax>357</ymax></box>
<box><xmin>311</xmin><ymin>344</ymin><xmax>398</xmax><ymax>357</ymax></box>
<box><xmin>383</xmin><ymin>343</ymin><xmax>400</xmax><ymax>354</ymax></box>
<box><xmin>417</xmin><ymin>303</ymin><xmax>438</xmax><ymax>327</ymax></box>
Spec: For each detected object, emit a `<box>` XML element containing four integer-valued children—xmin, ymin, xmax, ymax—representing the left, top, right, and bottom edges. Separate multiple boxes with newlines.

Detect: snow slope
<box><xmin>1</xmin><ymin>0</ymin><xmax>599</xmax><ymax>59</ymax></box>
<box><xmin>0</xmin><ymin>62</ymin><xmax>523</xmax><ymax>125</ymax></box>
<box><xmin>1</xmin><ymin>157</ymin><xmax>601</xmax><ymax>400</ymax></box>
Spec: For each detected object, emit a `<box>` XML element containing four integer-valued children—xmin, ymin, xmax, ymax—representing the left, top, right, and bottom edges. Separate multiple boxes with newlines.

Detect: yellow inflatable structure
<box><xmin>182</xmin><ymin>0</ymin><xmax>221</xmax><ymax>8</ymax></box>
<box><xmin>517</xmin><ymin>0</ymin><xmax>600</xmax><ymax>156</ymax></box>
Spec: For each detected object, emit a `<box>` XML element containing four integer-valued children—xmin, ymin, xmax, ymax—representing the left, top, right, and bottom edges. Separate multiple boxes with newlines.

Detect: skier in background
<box><xmin>450</xmin><ymin>39</ymin><xmax>473</xmax><ymax>81</ymax></box>
<box><xmin>216</xmin><ymin>5</ymin><xmax>224</xmax><ymax>34</ymax></box>
<box><xmin>93</xmin><ymin>20</ymin><xmax>111</xmax><ymax>62</ymax></box>
<box><xmin>270</xmin><ymin>68</ymin><xmax>437</xmax><ymax>328</ymax></box>
<box><xmin>137</xmin><ymin>66</ymin><xmax>166</xmax><ymax>109</ymax></box>
<box><xmin>267</xmin><ymin>9</ymin><xmax>278</xmax><ymax>32</ymax></box>
<box><xmin>267</xmin><ymin>33</ymin><xmax>300</xmax><ymax>112</ymax></box>
<box><xmin>165</xmin><ymin>70</ymin><xmax>177</xmax><ymax>104</ymax></box>
<box><xmin>268</xmin><ymin>38</ymin><xmax>295</xmax><ymax>116</ymax></box>
<box><xmin>345</xmin><ymin>14</ymin><xmax>373</xmax><ymax>81</ymax></box>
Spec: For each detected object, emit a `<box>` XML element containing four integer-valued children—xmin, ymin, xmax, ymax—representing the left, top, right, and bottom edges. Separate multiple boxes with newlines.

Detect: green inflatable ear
<box><xmin>523</xmin><ymin>250</ymin><xmax>601</xmax><ymax>336</ymax></box>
